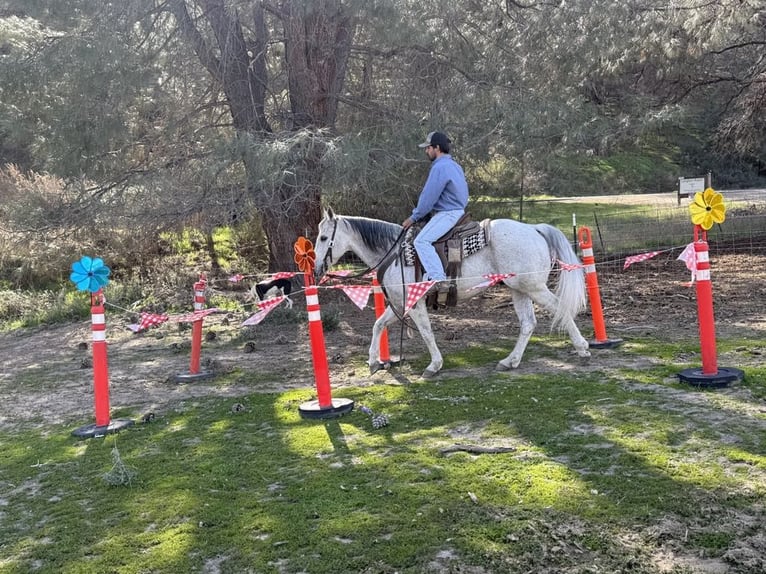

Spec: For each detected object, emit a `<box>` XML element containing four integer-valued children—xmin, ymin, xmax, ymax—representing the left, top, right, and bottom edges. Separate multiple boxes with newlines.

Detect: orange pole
<box><xmin>304</xmin><ymin>279</ymin><xmax>333</xmax><ymax>408</ymax></box>
<box><xmin>90</xmin><ymin>291</ymin><xmax>111</xmax><ymax>427</ymax></box>
<box><xmin>295</xmin><ymin>237</ymin><xmax>353</xmax><ymax>419</ymax></box>
<box><xmin>578</xmin><ymin>226</ymin><xmax>622</xmax><ymax>349</ymax></box>
<box><xmin>677</xmin><ymin>224</ymin><xmax>743</xmax><ymax>387</ymax></box>
<box><xmin>578</xmin><ymin>227</ymin><xmax>607</xmax><ymax>341</ymax></box>
<box><xmin>692</xmin><ymin>229</ymin><xmax>718</xmax><ymax>374</ymax></box>
<box><xmin>371</xmin><ymin>277</ymin><xmax>390</xmax><ymax>363</ymax></box>
<box><xmin>189</xmin><ymin>275</ymin><xmax>206</xmax><ymax>375</ymax></box>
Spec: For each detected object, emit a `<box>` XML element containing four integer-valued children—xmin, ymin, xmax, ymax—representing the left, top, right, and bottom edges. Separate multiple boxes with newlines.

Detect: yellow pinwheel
<box><xmin>689</xmin><ymin>188</ymin><xmax>726</xmax><ymax>230</ymax></box>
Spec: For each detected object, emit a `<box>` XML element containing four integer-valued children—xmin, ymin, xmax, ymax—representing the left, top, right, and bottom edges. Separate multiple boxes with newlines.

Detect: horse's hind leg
<box><xmin>398</xmin><ymin>301</ymin><xmax>443</xmax><ymax>378</ymax></box>
<box><xmin>496</xmin><ymin>291</ymin><xmax>537</xmax><ymax>371</ymax></box>
<box><xmin>531</xmin><ymin>288</ymin><xmax>590</xmax><ymax>361</ymax></box>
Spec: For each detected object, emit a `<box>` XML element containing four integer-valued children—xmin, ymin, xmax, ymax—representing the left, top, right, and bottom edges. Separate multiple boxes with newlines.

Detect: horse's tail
<box><xmin>534</xmin><ymin>224</ymin><xmax>587</xmax><ymax>330</ymax></box>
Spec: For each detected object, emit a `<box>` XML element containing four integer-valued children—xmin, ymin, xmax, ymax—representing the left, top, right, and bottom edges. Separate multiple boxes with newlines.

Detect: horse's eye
<box><xmin>319</xmin><ymin>235</ymin><xmax>327</xmax><ymax>242</ymax></box>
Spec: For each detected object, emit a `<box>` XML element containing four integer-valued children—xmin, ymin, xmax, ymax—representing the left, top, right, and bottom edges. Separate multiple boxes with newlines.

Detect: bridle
<box><xmin>319</xmin><ymin>217</ymin><xmax>408</xmax><ymax>282</ymax></box>
<box><xmin>321</xmin><ymin>217</ymin><xmax>340</xmax><ymax>277</ymax></box>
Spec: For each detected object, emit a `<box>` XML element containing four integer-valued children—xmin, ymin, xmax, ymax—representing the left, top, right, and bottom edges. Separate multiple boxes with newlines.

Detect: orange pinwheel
<box><xmin>293</xmin><ymin>236</ymin><xmax>316</xmax><ymax>273</ymax></box>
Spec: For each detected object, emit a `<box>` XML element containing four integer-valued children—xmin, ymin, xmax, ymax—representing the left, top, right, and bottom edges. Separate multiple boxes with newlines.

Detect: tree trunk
<box><xmin>244</xmin><ymin>132</ymin><xmax>326</xmax><ymax>272</ymax></box>
<box><xmin>171</xmin><ymin>0</ymin><xmax>354</xmax><ymax>271</ymax></box>
<box><xmin>281</xmin><ymin>0</ymin><xmax>354</xmax><ymax>129</ymax></box>
<box><xmin>254</xmin><ymin>1</ymin><xmax>354</xmax><ymax>270</ymax></box>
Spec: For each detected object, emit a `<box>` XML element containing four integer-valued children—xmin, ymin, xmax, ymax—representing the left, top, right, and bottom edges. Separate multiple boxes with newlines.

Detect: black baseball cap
<box><xmin>418</xmin><ymin>131</ymin><xmax>451</xmax><ymax>150</ymax></box>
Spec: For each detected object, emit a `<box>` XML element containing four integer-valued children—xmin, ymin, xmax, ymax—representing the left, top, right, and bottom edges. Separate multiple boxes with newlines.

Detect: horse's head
<box><xmin>313</xmin><ymin>206</ymin><xmax>342</xmax><ymax>282</ymax></box>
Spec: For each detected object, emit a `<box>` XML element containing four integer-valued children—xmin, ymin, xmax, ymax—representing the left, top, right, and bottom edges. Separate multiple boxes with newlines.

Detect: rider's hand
<box><xmin>402</xmin><ymin>217</ymin><xmax>413</xmax><ymax>229</ymax></box>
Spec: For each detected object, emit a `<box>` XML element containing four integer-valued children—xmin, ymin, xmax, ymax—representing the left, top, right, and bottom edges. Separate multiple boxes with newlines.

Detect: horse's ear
<box><xmin>325</xmin><ymin>206</ymin><xmax>335</xmax><ymax>220</ymax></box>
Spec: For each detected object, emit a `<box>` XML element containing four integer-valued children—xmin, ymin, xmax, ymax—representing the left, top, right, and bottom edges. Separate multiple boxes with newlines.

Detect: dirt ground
<box><xmin>1</xmin><ymin>250</ymin><xmax>765</xmax><ymax>432</ymax></box>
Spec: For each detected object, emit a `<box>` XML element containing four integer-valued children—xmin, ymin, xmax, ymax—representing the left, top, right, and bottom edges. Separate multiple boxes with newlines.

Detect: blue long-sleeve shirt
<box><xmin>410</xmin><ymin>154</ymin><xmax>469</xmax><ymax>222</ymax></box>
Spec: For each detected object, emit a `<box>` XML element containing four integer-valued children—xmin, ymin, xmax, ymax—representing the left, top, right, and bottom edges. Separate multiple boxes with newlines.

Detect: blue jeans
<box><xmin>413</xmin><ymin>209</ymin><xmax>465</xmax><ymax>281</ymax></box>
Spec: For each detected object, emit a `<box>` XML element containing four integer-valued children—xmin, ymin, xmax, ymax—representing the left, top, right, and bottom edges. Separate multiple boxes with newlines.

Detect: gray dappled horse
<box><xmin>313</xmin><ymin>207</ymin><xmax>590</xmax><ymax>378</ymax></box>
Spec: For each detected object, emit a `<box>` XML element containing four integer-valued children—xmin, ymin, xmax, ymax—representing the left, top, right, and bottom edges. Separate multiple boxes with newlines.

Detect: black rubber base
<box><xmin>588</xmin><ymin>338</ymin><xmax>624</xmax><ymax>349</ymax></box>
<box><xmin>298</xmin><ymin>398</ymin><xmax>354</xmax><ymax>420</ymax></box>
<box><xmin>678</xmin><ymin>366</ymin><xmax>744</xmax><ymax>388</ymax></box>
<box><xmin>72</xmin><ymin>418</ymin><xmax>134</xmax><ymax>438</ymax></box>
<box><xmin>173</xmin><ymin>371</ymin><xmax>216</xmax><ymax>384</ymax></box>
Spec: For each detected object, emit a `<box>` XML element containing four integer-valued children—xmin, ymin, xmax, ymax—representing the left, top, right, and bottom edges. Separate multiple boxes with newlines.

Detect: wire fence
<box><xmin>470</xmin><ymin>192</ymin><xmax>766</xmax><ymax>272</ymax></box>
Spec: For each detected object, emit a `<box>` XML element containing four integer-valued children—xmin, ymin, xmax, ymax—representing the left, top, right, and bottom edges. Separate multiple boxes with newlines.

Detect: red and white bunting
<box><xmin>241</xmin><ymin>296</ymin><xmax>286</xmax><ymax>326</ymax></box>
<box><xmin>228</xmin><ymin>273</ymin><xmax>245</xmax><ymax>283</ymax></box>
<box><xmin>557</xmin><ymin>259</ymin><xmax>583</xmax><ymax>271</ymax></box>
<box><xmin>334</xmin><ymin>285</ymin><xmax>372</xmax><ymax>310</ymax></box>
<box><xmin>172</xmin><ymin>308</ymin><xmax>220</xmax><ymax>323</ymax></box>
<box><xmin>271</xmin><ymin>271</ymin><xmax>296</xmax><ymax>280</ymax></box>
<box><xmin>677</xmin><ymin>242</ymin><xmax>697</xmax><ymax>284</ymax></box>
<box><xmin>128</xmin><ymin>312</ymin><xmax>170</xmax><ymax>333</ymax></box>
<box><xmin>404</xmin><ymin>281</ymin><xmax>435</xmax><ymax>314</ymax></box>
<box><xmin>320</xmin><ymin>270</ymin><xmax>353</xmax><ymax>284</ymax></box>
<box><xmin>623</xmin><ymin>251</ymin><xmax>660</xmax><ymax>270</ymax></box>
<box><xmin>469</xmin><ymin>272</ymin><xmax>516</xmax><ymax>291</ymax></box>
<box><xmin>257</xmin><ymin>295</ymin><xmax>286</xmax><ymax>311</ymax></box>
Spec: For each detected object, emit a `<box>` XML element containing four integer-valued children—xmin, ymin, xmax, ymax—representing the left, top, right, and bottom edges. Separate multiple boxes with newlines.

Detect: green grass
<box><xmin>1</xmin><ymin>341</ymin><xmax>765</xmax><ymax>573</ymax></box>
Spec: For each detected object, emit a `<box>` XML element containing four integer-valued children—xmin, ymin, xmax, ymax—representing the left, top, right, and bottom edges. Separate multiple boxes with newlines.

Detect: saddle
<box><xmin>404</xmin><ymin>214</ymin><xmax>491</xmax><ymax>308</ymax></box>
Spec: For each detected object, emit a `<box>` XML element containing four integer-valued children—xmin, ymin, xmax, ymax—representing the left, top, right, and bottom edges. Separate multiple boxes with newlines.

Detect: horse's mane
<box><xmin>340</xmin><ymin>215</ymin><xmax>402</xmax><ymax>255</ymax></box>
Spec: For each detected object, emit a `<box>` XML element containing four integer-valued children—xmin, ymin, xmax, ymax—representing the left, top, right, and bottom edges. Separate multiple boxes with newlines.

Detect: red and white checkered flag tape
<box><xmin>557</xmin><ymin>259</ymin><xmax>583</xmax><ymax>271</ymax></box>
<box><xmin>128</xmin><ymin>312</ymin><xmax>169</xmax><ymax>333</ymax></box>
<box><xmin>404</xmin><ymin>281</ymin><xmax>435</xmax><ymax>314</ymax></box>
<box><xmin>623</xmin><ymin>251</ymin><xmax>660</xmax><ymax>270</ymax></box>
<box><xmin>469</xmin><ymin>272</ymin><xmax>516</xmax><ymax>291</ymax></box>
<box><xmin>228</xmin><ymin>273</ymin><xmax>245</xmax><ymax>283</ymax></box>
<box><xmin>241</xmin><ymin>296</ymin><xmax>286</xmax><ymax>326</ymax></box>
<box><xmin>334</xmin><ymin>285</ymin><xmax>372</xmax><ymax>310</ymax></box>
<box><xmin>172</xmin><ymin>308</ymin><xmax>220</xmax><ymax>323</ymax></box>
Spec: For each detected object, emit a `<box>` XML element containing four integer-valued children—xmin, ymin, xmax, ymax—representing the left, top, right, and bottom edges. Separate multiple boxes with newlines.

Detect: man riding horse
<box><xmin>401</xmin><ymin>131</ymin><xmax>468</xmax><ymax>295</ymax></box>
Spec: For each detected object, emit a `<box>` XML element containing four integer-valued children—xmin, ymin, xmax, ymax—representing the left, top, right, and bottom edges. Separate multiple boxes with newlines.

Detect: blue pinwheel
<box><xmin>70</xmin><ymin>256</ymin><xmax>111</xmax><ymax>292</ymax></box>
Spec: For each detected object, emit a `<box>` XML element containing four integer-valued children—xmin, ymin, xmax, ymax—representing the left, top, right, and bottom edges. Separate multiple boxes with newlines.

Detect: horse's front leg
<box><xmin>406</xmin><ymin>301</ymin><xmax>443</xmax><ymax>379</ymax></box>
<box><xmin>369</xmin><ymin>307</ymin><xmax>396</xmax><ymax>374</ymax></box>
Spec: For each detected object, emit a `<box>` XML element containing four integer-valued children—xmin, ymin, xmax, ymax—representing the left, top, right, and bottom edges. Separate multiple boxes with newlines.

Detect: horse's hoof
<box><xmin>578</xmin><ymin>353</ymin><xmax>591</xmax><ymax>365</ymax></box>
<box><xmin>369</xmin><ymin>362</ymin><xmax>382</xmax><ymax>375</ymax></box>
<box><xmin>421</xmin><ymin>368</ymin><xmax>439</xmax><ymax>379</ymax></box>
<box><xmin>495</xmin><ymin>362</ymin><xmax>511</xmax><ymax>372</ymax></box>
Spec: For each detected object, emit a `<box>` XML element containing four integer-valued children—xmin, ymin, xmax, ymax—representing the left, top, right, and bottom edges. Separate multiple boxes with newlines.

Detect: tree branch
<box><xmin>165</xmin><ymin>0</ymin><xmax>224</xmax><ymax>85</ymax></box>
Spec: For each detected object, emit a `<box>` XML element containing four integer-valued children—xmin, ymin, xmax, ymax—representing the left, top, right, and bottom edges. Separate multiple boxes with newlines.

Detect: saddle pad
<box><xmin>403</xmin><ymin>225</ymin><xmax>488</xmax><ymax>267</ymax></box>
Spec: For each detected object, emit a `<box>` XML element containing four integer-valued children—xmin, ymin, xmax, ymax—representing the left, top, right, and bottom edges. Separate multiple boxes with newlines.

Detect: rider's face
<box><xmin>425</xmin><ymin>145</ymin><xmax>437</xmax><ymax>161</ymax></box>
